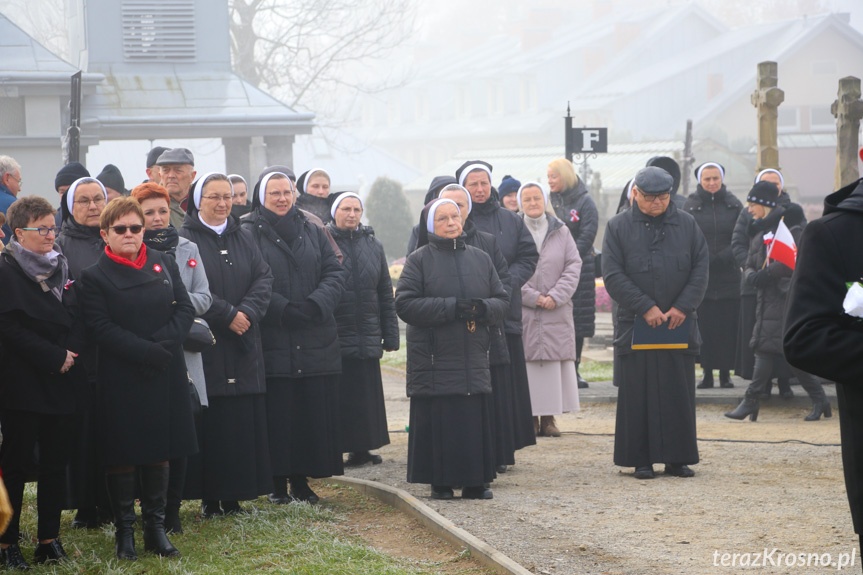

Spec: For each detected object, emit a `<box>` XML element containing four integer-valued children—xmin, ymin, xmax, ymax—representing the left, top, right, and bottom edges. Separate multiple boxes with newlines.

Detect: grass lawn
<box><xmin>9</xmin><ymin>483</ymin><xmax>493</xmax><ymax>574</ymax></box>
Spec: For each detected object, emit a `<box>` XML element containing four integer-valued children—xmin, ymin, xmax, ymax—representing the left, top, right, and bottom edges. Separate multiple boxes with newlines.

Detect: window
<box><xmin>414</xmin><ymin>93</ymin><xmax>429</xmax><ymax>123</ymax></box>
<box><xmin>777</xmin><ymin>107</ymin><xmax>799</xmax><ymax>133</ymax></box>
<box><xmin>487</xmin><ymin>83</ymin><xmax>504</xmax><ymax>116</ymax></box>
<box><xmin>810</xmin><ymin>105</ymin><xmax>834</xmax><ymax>130</ymax></box>
<box><xmin>456</xmin><ymin>86</ymin><xmax>471</xmax><ymax>119</ymax></box>
<box><xmin>520</xmin><ymin>77</ymin><xmax>537</xmax><ymax>113</ymax></box>
<box><xmin>0</xmin><ymin>97</ymin><xmax>26</xmax><ymax>136</ymax></box>
<box><xmin>122</xmin><ymin>0</ymin><xmax>196</xmax><ymax>61</ymax></box>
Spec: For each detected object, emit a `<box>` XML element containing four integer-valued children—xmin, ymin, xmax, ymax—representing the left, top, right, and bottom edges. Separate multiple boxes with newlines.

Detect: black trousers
<box><xmin>0</xmin><ymin>410</ymin><xmax>71</xmax><ymax>543</ymax></box>
<box><xmin>745</xmin><ymin>353</ymin><xmax>826</xmax><ymax>402</ymax></box>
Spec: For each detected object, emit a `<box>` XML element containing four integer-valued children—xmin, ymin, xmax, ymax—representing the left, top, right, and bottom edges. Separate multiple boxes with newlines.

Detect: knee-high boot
<box><xmin>105</xmin><ymin>471</ymin><xmax>138</xmax><ymax>560</ymax></box>
<box><xmin>165</xmin><ymin>457</ymin><xmax>186</xmax><ymax>534</ymax></box>
<box><xmin>140</xmin><ymin>465</ymin><xmax>180</xmax><ymax>557</ymax></box>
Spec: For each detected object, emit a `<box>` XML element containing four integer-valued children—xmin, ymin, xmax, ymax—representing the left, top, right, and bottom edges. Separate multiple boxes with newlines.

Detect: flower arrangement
<box><xmin>595</xmin><ymin>279</ymin><xmax>612</xmax><ymax>313</ymax></box>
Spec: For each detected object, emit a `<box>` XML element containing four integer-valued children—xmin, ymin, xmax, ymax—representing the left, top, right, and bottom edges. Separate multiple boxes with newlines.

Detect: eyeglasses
<box><xmin>6</xmin><ymin>174</ymin><xmax>22</xmax><ymax>185</ymax></box>
<box><xmin>641</xmin><ymin>192</ymin><xmax>670</xmax><ymax>202</ymax></box>
<box><xmin>109</xmin><ymin>224</ymin><xmax>144</xmax><ymax>234</ymax></box>
<box><xmin>201</xmin><ymin>194</ymin><xmax>234</xmax><ymax>203</ymax></box>
<box><xmin>266</xmin><ymin>191</ymin><xmax>294</xmax><ymax>199</ymax></box>
<box><xmin>20</xmin><ymin>226</ymin><xmax>60</xmax><ymax>236</ymax></box>
<box><xmin>74</xmin><ymin>197</ymin><xmax>106</xmax><ymax>207</ymax></box>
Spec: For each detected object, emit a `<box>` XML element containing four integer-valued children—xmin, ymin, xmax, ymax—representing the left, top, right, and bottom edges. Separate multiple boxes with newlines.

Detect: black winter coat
<box><xmin>469</xmin><ymin>197</ymin><xmax>538</xmax><ymax>334</ymax></box>
<box><xmin>732</xmin><ymin>191</ymin><xmax>797</xmax><ymax>296</ymax></box>
<box><xmin>0</xmin><ymin>252</ymin><xmax>85</xmax><ymax>414</ymax></box>
<box><xmin>396</xmin><ymin>233</ymin><xmax>510</xmax><ymax>398</ymax></box>
<box><xmin>79</xmin><ymin>249</ymin><xmax>198</xmax><ymax>465</ymax></box>
<box><xmin>295</xmin><ymin>193</ymin><xmax>333</xmax><ymax>225</ymax></box>
<box><xmin>56</xmin><ymin>219</ymin><xmax>104</xmax><ymax>279</ymax></box>
<box><xmin>683</xmin><ymin>186</ymin><xmax>742</xmax><ymax>301</ymax></box>
<box><xmin>243</xmin><ymin>207</ymin><xmax>343</xmax><ymax>377</ymax></box>
<box><xmin>550</xmin><ymin>181</ymin><xmax>598</xmax><ymax>338</ymax></box>
<box><xmin>180</xmin><ymin>212</ymin><xmax>273</xmax><ymax>397</ymax></box>
<box><xmin>408</xmin><ymin>219</ymin><xmax>513</xmax><ymax>366</ymax></box>
<box><xmin>327</xmin><ymin>223</ymin><xmax>399</xmax><ymax>360</ymax></box>
<box><xmin>602</xmin><ymin>201</ymin><xmax>709</xmax><ymax>355</ymax></box>
<box><xmin>784</xmin><ymin>178</ymin><xmax>863</xmax><ymax>532</ymax></box>
<box><xmin>744</xmin><ymin>203</ymin><xmax>805</xmax><ymax>356</ymax></box>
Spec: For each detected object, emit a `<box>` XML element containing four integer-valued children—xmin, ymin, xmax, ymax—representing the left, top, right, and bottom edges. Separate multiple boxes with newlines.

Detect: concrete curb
<box><xmin>330</xmin><ymin>476</ymin><xmax>532</xmax><ymax>575</ymax></box>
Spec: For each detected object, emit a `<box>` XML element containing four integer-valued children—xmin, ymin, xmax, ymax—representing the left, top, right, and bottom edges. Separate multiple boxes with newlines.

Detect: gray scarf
<box><xmin>4</xmin><ymin>238</ymin><xmax>69</xmax><ymax>301</ymax></box>
<box><xmin>524</xmin><ymin>213</ymin><xmax>549</xmax><ymax>254</ymax></box>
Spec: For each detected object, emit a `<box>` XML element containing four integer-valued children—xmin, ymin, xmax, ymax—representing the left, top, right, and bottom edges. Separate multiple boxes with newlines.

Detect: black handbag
<box><xmin>183</xmin><ymin>318</ymin><xmax>216</xmax><ymax>352</ymax></box>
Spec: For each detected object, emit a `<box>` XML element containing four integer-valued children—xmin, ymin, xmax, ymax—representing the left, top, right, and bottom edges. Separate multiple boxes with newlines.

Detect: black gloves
<box><xmin>145</xmin><ymin>340</ymin><xmax>175</xmax><ymax>368</ymax></box>
<box><xmin>747</xmin><ymin>269</ymin><xmax>776</xmax><ymax>289</ymax></box>
<box><xmin>283</xmin><ymin>301</ymin><xmax>319</xmax><ymax>326</ymax></box>
<box><xmin>455</xmin><ymin>299</ymin><xmax>487</xmax><ymax>321</ymax></box>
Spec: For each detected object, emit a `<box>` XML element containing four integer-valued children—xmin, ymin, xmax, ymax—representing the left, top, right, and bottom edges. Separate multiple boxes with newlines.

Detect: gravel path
<box><xmin>343</xmin><ymin>368</ymin><xmax>857</xmax><ymax>574</ymax></box>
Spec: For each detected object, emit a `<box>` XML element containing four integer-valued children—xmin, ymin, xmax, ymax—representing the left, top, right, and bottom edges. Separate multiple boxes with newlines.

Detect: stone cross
<box><xmin>750</xmin><ymin>61</ymin><xmax>785</xmax><ymax>172</ymax></box>
<box><xmin>831</xmin><ymin>76</ymin><xmax>863</xmax><ymax>189</ymax></box>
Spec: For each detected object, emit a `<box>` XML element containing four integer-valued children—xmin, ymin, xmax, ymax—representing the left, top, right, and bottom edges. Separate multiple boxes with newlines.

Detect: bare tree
<box><xmin>229</xmin><ymin>0</ymin><xmax>417</xmax><ymax>120</ymax></box>
<box><xmin>2</xmin><ymin>0</ymin><xmax>68</xmax><ymax>61</ymax></box>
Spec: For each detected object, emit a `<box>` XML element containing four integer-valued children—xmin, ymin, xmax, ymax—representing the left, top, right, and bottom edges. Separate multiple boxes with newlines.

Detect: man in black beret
<box><xmin>155</xmin><ymin>148</ymin><xmax>196</xmax><ymax>229</ymax></box>
<box><xmin>602</xmin><ymin>166</ymin><xmax>709</xmax><ymax>480</ymax></box>
<box><xmin>146</xmin><ymin>147</ymin><xmax>169</xmax><ymax>184</ymax></box>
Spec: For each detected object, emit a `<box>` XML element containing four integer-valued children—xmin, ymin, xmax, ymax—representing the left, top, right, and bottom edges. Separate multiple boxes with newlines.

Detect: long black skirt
<box><xmin>407</xmin><ymin>394</ymin><xmax>496</xmax><ymax>487</ymax></box>
<box><xmin>268</xmin><ymin>375</ymin><xmax>344</xmax><ymax>478</ymax></box>
<box><xmin>734</xmin><ymin>294</ymin><xmax>757</xmax><ymax>379</ymax></box>
<box><xmin>697</xmin><ymin>298</ymin><xmax>739</xmax><ymax>370</ymax></box>
<box><xmin>184</xmin><ymin>394</ymin><xmax>271</xmax><ymax>501</ymax></box>
<box><xmin>490</xmin><ymin>364</ymin><xmax>516</xmax><ymax>466</ymax></box>
<box><xmin>507</xmin><ymin>334</ymin><xmax>537</xmax><ymax>451</ymax></box>
<box><xmin>613</xmin><ymin>351</ymin><xmax>698</xmax><ymax>468</ymax></box>
<box><xmin>339</xmin><ymin>359</ymin><xmax>390</xmax><ymax>453</ymax></box>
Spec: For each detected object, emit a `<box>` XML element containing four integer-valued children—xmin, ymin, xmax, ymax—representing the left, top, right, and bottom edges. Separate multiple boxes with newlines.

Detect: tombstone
<box><xmin>750</xmin><ymin>61</ymin><xmax>785</xmax><ymax>172</ymax></box>
<box><xmin>831</xmin><ymin>76</ymin><xmax>863</xmax><ymax>189</ymax></box>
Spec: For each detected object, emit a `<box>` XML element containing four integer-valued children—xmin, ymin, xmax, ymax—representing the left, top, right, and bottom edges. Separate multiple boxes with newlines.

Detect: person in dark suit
<box><xmin>79</xmin><ymin>197</ymin><xmax>197</xmax><ymax>561</ymax></box>
<box><xmin>0</xmin><ymin>197</ymin><xmax>85</xmax><ymax>569</ymax></box>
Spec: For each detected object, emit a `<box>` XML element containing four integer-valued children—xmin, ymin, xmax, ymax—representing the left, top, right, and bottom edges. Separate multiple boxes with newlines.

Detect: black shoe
<box><xmin>72</xmin><ymin>507</ymin><xmax>97</xmax><ymax>529</ymax></box>
<box><xmin>0</xmin><ymin>544</ymin><xmax>31</xmax><ymax>570</ymax></box>
<box><xmin>805</xmin><ymin>400</ymin><xmax>833</xmax><ymax>421</ymax></box>
<box><xmin>780</xmin><ymin>389</ymin><xmax>795</xmax><ymax>399</ymax></box>
<box><xmin>725</xmin><ymin>398</ymin><xmax>759</xmax><ymax>422</ymax></box>
<box><xmin>164</xmin><ymin>504</ymin><xmax>183</xmax><ymax>535</ymax></box>
<box><xmin>289</xmin><ymin>476</ymin><xmax>319</xmax><ymax>504</ymax></box>
<box><xmin>719</xmin><ymin>371</ymin><xmax>733</xmax><ymax>388</ymax></box>
<box><xmin>778</xmin><ymin>378</ymin><xmax>794</xmax><ymax>399</ymax></box>
<box><xmin>201</xmin><ymin>500</ymin><xmax>223</xmax><ymax>518</ymax></box>
<box><xmin>430</xmin><ymin>485</ymin><xmax>454</xmax><ymax>500</ymax></box>
<box><xmin>106</xmin><ymin>471</ymin><xmax>138</xmax><ymax>561</ymax></box>
<box><xmin>461</xmin><ymin>486</ymin><xmax>493</xmax><ymax>499</ymax></box>
<box><xmin>33</xmin><ymin>540</ymin><xmax>68</xmax><ymax>564</ymax></box>
<box><xmin>665</xmin><ymin>464</ymin><xmax>695</xmax><ymax>478</ymax></box>
<box><xmin>345</xmin><ymin>451</ymin><xmax>383</xmax><ymax>467</ymax></box>
<box><xmin>696</xmin><ymin>377</ymin><xmax>714</xmax><ymax>389</ymax></box>
<box><xmin>140</xmin><ymin>465</ymin><xmax>180</xmax><ymax>557</ymax></box>
<box><xmin>220</xmin><ymin>500</ymin><xmax>244</xmax><ymax>515</ymax></box>
<box><xmin>633</xmin><ymin>466</ymin><xmax>655</xmax><ymax>479</ymax></box>
<box><xmin>496</xmin><ymin>464</ymin><xmax>507</xmax><ymax>474</ymax></box>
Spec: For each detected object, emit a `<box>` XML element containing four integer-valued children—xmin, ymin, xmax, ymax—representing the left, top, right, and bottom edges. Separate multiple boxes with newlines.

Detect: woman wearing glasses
<box><xmin>56</xmin><ymin>177</ymin><xmax>111</xmax><ymax>530</ymax></box>
<box><xmin>179</xmin><ymin>173</ymin><xmax>273</xmax><ymax>517</ymax></box>
<box><xmin>0</xmin><ymin>197</ymin><xmax>84</xmax><ymax>569</ymax></box>
<box><xmin>242</xmin><ymin>172</ymin><xmax>344</xmax><ymax>503</ymax></box>
<box><xmin>78</xmin><ymin>197</ymin><xmax>197</xmax><ymax>560</ymax></box>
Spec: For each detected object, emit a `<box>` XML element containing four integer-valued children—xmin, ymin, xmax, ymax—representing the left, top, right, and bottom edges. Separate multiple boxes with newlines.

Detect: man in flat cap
<box><xmin>146</xmin><ymin>146</ymin><xmax>169</xmax><ymax>184</ymax></box>
<box><xmin>602</xmin><ymin>166</ymin><xmax>708</xmax><ymax>480</ymax></box>
<box><xmin>156</xmin><ymin>148</ymin><xmax>196</xmax><ymax>228</ymax></box>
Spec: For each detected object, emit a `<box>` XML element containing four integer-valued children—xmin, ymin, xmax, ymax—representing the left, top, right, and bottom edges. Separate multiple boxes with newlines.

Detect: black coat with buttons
<box><xmin>683</xmin><ymin>186</ymin><xmax>742</xmax><ymax>301</ymax></box>
<box><xmin>180</xmin><ymin>212</ymin><xmax>273</xmax><ymax>397</ymax></box>
<box><xmin>243</xmin><ymin>207</ymin><xmax>345</xmax><ymax>378</ymax></box>
<box><xmin>602</xmin><ymin>200</ymin><xmax>709</xmax><ymax>355</ymax></box>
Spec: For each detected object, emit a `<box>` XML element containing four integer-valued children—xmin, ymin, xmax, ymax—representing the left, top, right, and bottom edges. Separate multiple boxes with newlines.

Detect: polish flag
<box><xmin>766</xmin><ymin>219</ymin><xmax>797</xmax><ymax>271</ymax></box>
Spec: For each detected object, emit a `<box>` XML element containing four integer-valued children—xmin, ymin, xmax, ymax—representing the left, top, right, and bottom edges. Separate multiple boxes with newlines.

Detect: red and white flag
<box><xmin>766</xmin><ymin>219</ymin><xmax>797</xmax><ymax>270</ymax></box>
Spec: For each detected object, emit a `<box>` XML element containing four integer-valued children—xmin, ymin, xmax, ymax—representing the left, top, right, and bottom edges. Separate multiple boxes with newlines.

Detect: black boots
<box><xmin>778</xmin><ymin>378</ymin><xmax>794</xmax><ymax>399</ymax></box>
<box><xmin>268</xmin><ymin>475</ymin><xmax>291</xmax><ymax>504</ymax></box>
<box><xmin>718</xmin><ymin>370</ymin><xmax>734</xmax><ymax>388</ymax></box>
<box><xmin>576</xmin><ymin>361</ymin><xmax>589</xmax><ymax>389</ymax></box>
<box><xmin>344</xmin><ymin>451</ymin><xmax>383</xmax><ymax>467</ymax></box>
<box><xmin>724</xmin><ymin>398</ymin><xmax>760</xmax><ymax>421</ymax></box>
<box><xmin>164</xmin><ymin>457</ymin><xmax>186</xmax><ymax>534</ymax></box>
<box><xmin>804</xmin><ymin>400</ymin><xmax>833</xmax><ymax>421</ymax></box>
<box><xmin>140</xmin><ymin>465</ymin><xmax>180</xmax><ymax>557</ymax></box>
<box><xmin>288</xmin><ymin>476</ymin><xmax>319</xmax><ymax>503</ymax></box>
<box><xmin>697</xmin><ymin>370</ymin><xmax>714</xmax><ymax>389</ymax></box>
<box><xmin>106</xmin><ymin>471</ymin><xmax>138</xmax><ymax>561</ymax></box>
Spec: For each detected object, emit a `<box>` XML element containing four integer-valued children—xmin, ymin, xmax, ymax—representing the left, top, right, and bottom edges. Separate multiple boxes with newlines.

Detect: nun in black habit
<box><xmin>396</xmin><ymin>199</ymin><xmax>510</xmax><ymax>500</ymax></box>
<box><xmin>242</xmin><ymin>172</ymin><xmax>345</xmax><ymax>504</ymax></box>
<box><xmin>179</xmin><ymin>173</ymin><xmax>274</xmax><ymax>515</ymax></box>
